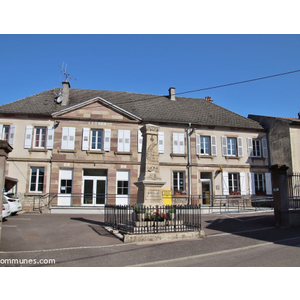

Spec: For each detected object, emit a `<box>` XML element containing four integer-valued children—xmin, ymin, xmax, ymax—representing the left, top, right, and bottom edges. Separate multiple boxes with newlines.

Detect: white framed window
<box><xmin>173</xmin><ymin>171</ymin><xmax>185</xmax><ymax>193</ymax></box>
<box><xmin>0</xmin><ymin>124</ymin><xmax>15</xmax><ymax>147</ymax></box>
<box><xmin>118</xmin><ymin>130</ymin><xmax>131</xmax><ymax>152</ymax></box>
<box><xmin>91</xmin><ymin>129</ymin><xmax>103</xmax><ymax>150</ymax></box>
<box><xmin>222</xmin><ymin>136</ymin><xmax>243</xmax><ymax>157</ymax></box>
<box><xmin>24</xmin><ymin>125</ymin><xmax>54</xmax><ymax>149</ymax></box>
<box><xmin>30</xmin><ymin>167</ymin><xmax>45</xmax><ymax>193</ymax></box>
<box><xmin>173</xmin><ymin>133</ymin><xmax>185</xmax><ymax>154</ymax></box>
<box><xmin>33</xmin><ymin>127</ymin><xmax>47</xmax><ymax>148</ymax></box>
<box><xmin>252</xmin><ymin>139</ymin><xmax>261</xmax><ymax>157</ymax></box>
<box><xmin>223</xmin><ymin>172</ymin><xmax>246</xmax><ymax>195</ymax></box>
<box><xmin>196</xmin><ymin>134</ymin><xmax>217</xmax><ymax>156</ymax></box>
<box><xmin>82</xmin><ymin>128</ymin><xmax>110</xmax><ymax>151</ymax></box>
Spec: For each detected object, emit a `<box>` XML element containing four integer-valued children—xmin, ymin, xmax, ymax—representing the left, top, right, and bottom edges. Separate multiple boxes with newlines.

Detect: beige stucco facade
<box><xmin>1</xmin><ymin>98</ymin><xmax>271</xmax><ymax>210</ymax></box>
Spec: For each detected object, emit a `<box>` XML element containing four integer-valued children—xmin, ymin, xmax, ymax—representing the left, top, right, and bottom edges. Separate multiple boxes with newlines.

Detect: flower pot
<box><xmin>136</xmin><ymin>213</ymin><xmax>145</xmax><ymax>221</ymax></box>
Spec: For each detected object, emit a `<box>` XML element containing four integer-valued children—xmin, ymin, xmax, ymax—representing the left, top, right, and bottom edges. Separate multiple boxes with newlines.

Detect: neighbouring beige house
<box><xmin>0</xmin><ymin>82</ymin><xmax>271</xmax><ymax>211</ymax></box>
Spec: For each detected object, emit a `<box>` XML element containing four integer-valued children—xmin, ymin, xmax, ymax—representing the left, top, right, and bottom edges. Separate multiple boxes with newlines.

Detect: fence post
<box><xmin>270</xmin><ymin>164</ymin><xmax>289</xmax><ymax>228</ymax></box>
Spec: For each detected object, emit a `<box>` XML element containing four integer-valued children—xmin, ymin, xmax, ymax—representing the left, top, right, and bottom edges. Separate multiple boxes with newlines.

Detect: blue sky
<box><xmin>1</xmin><ymin>34</ymin><xmax>299</xmax><ymax>119</ymax></box>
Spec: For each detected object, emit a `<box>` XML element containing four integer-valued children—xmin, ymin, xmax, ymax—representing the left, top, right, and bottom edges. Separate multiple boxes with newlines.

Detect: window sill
<box><xmin>197</xmin><ymin>154</ymin><xmax>214</xmax><ymax>159</ymax></box>
<box><xmin>28</xmin><ymin>148</ymin><xmax>48</xmax><ymax>153</ymax></box>
<box><xmin>224</xmin><ymin>156</ymin><xmax>240</xmax><ymax>160</ymax></box>
<box><xmin>170</xmin><ymin>153</ymin><xmax>187</xmax><ymax>158</ymax></box>
<box><xmin>57</xmin><ymin>149</ymin><xmax>77</xmax><ymax>154</ymax></box>
<box><xmin>86</xmin><ymin>150</ymin><xmax>105</xmax><ymax>155</ymax></box>
<box><xmin>114</xmin><ymin>151</ymin><xmax>132</xmax><ymax>155</ymax></box>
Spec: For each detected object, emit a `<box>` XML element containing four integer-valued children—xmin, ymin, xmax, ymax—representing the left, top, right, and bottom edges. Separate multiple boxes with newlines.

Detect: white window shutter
<box><xmin>222</xmin><ymin>172</ymin><xmax>229</xmax><ymax>195</ymax></box>
<box><xmin>82</xmin><ymin>128</ymin><xmax>90</xmax><ymax>151</ymax></box>
<box><xmin>9</xmin><ymin>124</ymin><xmax>16</xmax><ymax>147</ymax></box>
<box><xmin>178</xmin><ymin>133</ymin><xmax>185</xmax><ymax>154</ymax></box>
<box><xmin>262</xmin><ymin>138</ymin><xmax>268</xmax><ymax>158</ymax></box>
<box><xmin>211</xmin><ymin>135</ymin><xmax>217</xmax><ymax>156</ymax></box>
<box><xmin>24</xmin><ymin>125</ymin><xmax>33</xmax><ymax>149</ymax></box>
<box><xmin>196</xmin><ymin>134</ymin><xmax>201</xmax><ymax>155</ymax></box>
<box><xmin>158</xmin><ymin>132</ymin><xmax>164</xmax><ymax>154</ymax></box>
<box><xmin>68</xmin><ymin>127</ymin><xmax>76</xmax><ymax>150</ymax></box>
<box><xmin>247</xmin><ymin>138</ymin><xmax>253</xmax><ymax>157</ymax></box>
<box><xmin>173</xmin><ymin>133</ymin><xmax>179</xmax><ymax>153</ymax></box>
<box><xmin>138</xmin><ymin>130</ymin><xmax>143</xmax><ymax>153</ymax></box>
<box><xmin>0</xmin><ymin>124</ymin><xmax>3</xmax><ymax>140</ymax></box>
<box><xmin>47</xmin><ymin>126</ymin><xmax>54</xmax><ymax>149</ymax></box>
<box><xmin>237</xmin><ymin>137</ymin><xmax>243</xmax><ymax>157</ymax></box>
<box><xmin>265</xmin><ymin>172</ymin><xmax>272</xmax><ymax>195</ymax></box>
<box><xmin>61</xmin><ymin>127</ymin><xmax>69</xmax><ymax>149</ymax></box>
<box><xmin>221</xmin><ymin>136</ymin><xmax>227</xmax><ymax>156</ymax></box>
<box><xmin>118</xmin><ymin>130</ymin><xmax>124</xmax><ymax>152</ymax></box>
<box><xmin>240</xmin><ymin>172</ymin><xmax>246</xmax><ymax>195</ymax></box>
<box><xmin>124</xmin><ymin>130</ymin><xmax>130</xmax><ymax>152</ymax></box>
<box><xmin>248</xmin><ymin>172</ymin><xmax>255</xmax><ymax>195</ymax></box>
<box><xmin>104</xmin><ymin>129</ymin><xmax>111</xmax><ymax>151</ymax></box>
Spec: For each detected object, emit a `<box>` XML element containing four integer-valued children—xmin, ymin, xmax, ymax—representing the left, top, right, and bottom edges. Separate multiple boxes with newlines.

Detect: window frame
<box><xmin>227</xmin><ymin>137</ymin><xmax>237</xmax><ymax>156</ymax></box>
<box><xmin>200</xmin><ymin>136</ymin><xmax>210</xmax><ymax>155</ymax></box>
<box><xmin>173</xmin><ymin>171</ymin><xmax>185</xmax><ymax>193</ymax></box>
<box><xmin>228</xmin><ymin>173</ymin><xmax>240</xmax><ymax>195</ymax></box>
<box><xmin>29</xmin><ymin>167</ymin><xmax>45</xmax><ymax>193</ymax></box>
<box><xmin>33</xmin><ymin>127</ymin><xmax>47</xmax><ymax>149</ymax></box>
<box><xmin>90</xmin><ymin>129</ymin><xmax>103</xmax><ymax>151</ymax></box>
<box><xmin>252</xmin><ymin>139</ymin><xmax>262</xmax><ymax>157</ymax></box>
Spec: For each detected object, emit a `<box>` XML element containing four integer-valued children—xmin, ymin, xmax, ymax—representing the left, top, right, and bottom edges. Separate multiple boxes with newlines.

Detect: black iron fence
<box><xmin>105</xmin><ymin>205</ymin><xmax>201</xmax><ymax>234</ymax></box>
<box><xmin>287</xmin><ymin>174</ymin><xmax>300</xmax><ymax>210</ymax></box>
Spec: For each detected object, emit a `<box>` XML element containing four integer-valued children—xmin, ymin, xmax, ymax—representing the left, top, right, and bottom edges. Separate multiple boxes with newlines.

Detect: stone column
<box><xmin>270</xmin><ymin>164</ymin><xmax>289</xmax><ymax>228</ymax></box>
<box><xmin>134</xmin><ymin>124</ymin><xmax>166</xmax><ymax>206</ymax></box>
<box><xmin>0</xmin><ymin>141</ymin><xmax>13</xmax><ymax>250</ymax></box>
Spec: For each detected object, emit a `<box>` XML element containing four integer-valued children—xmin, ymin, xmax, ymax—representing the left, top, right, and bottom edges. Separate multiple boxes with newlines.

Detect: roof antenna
<box><xmin>58</xmin><ymin>62</ymin><xmax>77</xmax><ymax>82</ymax></box>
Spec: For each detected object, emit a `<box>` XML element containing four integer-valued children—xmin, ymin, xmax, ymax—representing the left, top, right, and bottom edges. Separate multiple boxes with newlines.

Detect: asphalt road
<box><xmin>1</xmin><ymin>211</ymin><xmax>300</xmax><ymax>267</ymax></box>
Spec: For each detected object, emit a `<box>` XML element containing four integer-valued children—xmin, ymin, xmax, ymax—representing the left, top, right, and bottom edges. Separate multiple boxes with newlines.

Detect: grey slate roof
<box><xmin>0</xmin><ymin>87</ymin><xmax>263</xmax><ymax>130</ymax></box>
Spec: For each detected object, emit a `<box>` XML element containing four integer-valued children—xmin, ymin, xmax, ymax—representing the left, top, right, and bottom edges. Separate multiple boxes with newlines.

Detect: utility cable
<box><xmin>112</xmin><ymin>69</ymin><xmax>300</xmax><ymax>105</ymax></box>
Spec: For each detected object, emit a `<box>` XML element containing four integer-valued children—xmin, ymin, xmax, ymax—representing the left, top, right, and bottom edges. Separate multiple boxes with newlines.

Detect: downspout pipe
<box><xmin>186</xmin><ymin>123</ymin><xmax>195</xmax><ymax>205</ymax></box>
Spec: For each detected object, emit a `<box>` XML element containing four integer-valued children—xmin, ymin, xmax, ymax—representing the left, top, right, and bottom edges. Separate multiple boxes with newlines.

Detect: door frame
<box><xmin>82</xmin><ymin>174</ymin><xmax>107</xmax><ymax>206</ymax></box>
<box><xmin>201</xmin><ymin>178</ymin><xmax>212</xmax><ymax>206</ymax></box>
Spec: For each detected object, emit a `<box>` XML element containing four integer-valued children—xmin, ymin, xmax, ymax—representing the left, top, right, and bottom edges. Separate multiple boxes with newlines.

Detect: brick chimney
<box><xmin>205</xmin><ymin>96</ymin><xmax>213</xmax><ymax>102</ymax></box>
<box><xmin>169</xmin><ymin>87</ymin><xmax>176</xmax><ymax>101</ymax></box>
<box><xmin>61</xmin><ymin>80</ymin><xmax>70</xmax><ymax>106</ymax></box>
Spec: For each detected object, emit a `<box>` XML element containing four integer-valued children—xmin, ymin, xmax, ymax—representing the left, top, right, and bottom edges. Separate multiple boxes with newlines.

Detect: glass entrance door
<box><xmin>82</xmin><ymin>169</ymin><xmax>107</xmax><ymax>206</ymax></box>
<box><xmin>201</xmin><ymin>179</ymin><xmax>212</xmax><ymax>205</ymax></box>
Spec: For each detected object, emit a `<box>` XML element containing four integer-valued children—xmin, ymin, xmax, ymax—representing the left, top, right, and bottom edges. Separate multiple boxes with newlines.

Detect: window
<box><xmin>252</xmin><ymin>139</ymin><xmax>261</xmax><ymax>157</ymax></box>
<box><xmin>30</xmin><ymin>167</ymin><xmax>44</xmax><ymax>192</ymax></box>
<box><xmin>0</xmin><ymin>124</ymin><xmax>15</xmax><ymax>147</ymax></box>
<box><xmin>24</xmin><ymin>125</ymin><xmax>54</xmax><ymax>149</ymax></box>
<box><xmin>91</xmin><ymin>129</ymin><xmax>103</xmax><ymax>150</ymax></box>
<box><xmin>227</xmin><ymin>138</ymin><xmax>237</xmax><ymax>156</ymax></box>
<box><xmin>1</xmin><ymin>125</ymin><xmax>10</xmax><ymax>141</ymax></box>
<box><xmin>60</xmin><ymin>179</ymin><xmax>72</xmax><ymax>194</ymax></box>
<box><xmin>173</xmin><ymin>171</ymin><xmax>185</xmax><ymax>193</ymax></box>
<box><xmin>228</xmin><ymin>173</ymin><xmax>240</xmax><ymax>195</ymax></box>
<box><xmin>173</xmin><ymin>133</ymin><xmax>185</xmax><ymax>154</ymax></box>
<box><xmin>34</xmin><ymin>127</ymin><xmax>47</xmax><ymax>148</ymax></box>
<box><xmin>254</xmin><ymin>173</ymin><xmax>265</xmax><ymax>194</ymax></box>
<box><xmin>222</xmin><ymin>136</ymin><xmax>243</xmax><ymax>157</ymax></box>
<box><xmin>117</xmin><ymin>180</ymin><xmax>129</xmax><ymax>195</ymax></box>
<box><xmin>200</xmin><ymin>136</ymin><xmax>210</xmax><ymax>155</ymax></box>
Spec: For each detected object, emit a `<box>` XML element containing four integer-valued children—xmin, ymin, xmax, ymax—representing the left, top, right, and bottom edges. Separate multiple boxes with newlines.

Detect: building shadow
<box><xmin>203</xmin><ymin>212</ymin><xmax>300</xmax><ymax>247</ymax></box>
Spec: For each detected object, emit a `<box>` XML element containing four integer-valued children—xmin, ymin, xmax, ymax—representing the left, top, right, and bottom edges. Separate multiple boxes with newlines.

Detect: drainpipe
<box><xmin>186</xmin><ymin>123</ymin><xmax>195</xmax><ymax>205</ymax></box>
